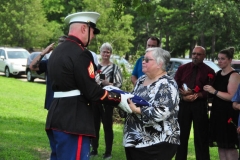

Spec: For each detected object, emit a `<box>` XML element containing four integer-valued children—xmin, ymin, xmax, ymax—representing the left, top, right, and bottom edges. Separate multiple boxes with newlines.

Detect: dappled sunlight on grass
<box><xmin>0</xmin><ymin>116</ymin><xmax>50</xmax><ymax>159</ymax></box>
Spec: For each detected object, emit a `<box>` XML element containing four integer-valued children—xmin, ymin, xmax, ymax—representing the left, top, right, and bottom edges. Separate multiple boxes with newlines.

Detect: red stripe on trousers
<box><xmin>76</xmin><ymin>135</ymin><xmax>83</xmax><ymax>160</ymax></box>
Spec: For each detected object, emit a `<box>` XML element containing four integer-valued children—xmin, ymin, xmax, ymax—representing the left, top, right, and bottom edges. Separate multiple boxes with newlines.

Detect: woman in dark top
<box><xmin>204</xmin><ymin>47</ymin><xmax>240</xmax><ymax>160</ymax></box>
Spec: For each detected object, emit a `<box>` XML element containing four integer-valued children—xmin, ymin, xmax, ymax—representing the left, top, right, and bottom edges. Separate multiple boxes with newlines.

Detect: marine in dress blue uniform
<box><xmin>45</xmin><ymin>12</ymin><xmax>133</xmax><ymax>160</ymax></box>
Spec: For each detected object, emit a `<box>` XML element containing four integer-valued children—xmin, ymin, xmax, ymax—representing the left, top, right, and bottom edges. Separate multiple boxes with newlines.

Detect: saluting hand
<box><xmin>42</xmin><ymin>43</ymin><xmax>55</xmax><ymax>55</ymax></box>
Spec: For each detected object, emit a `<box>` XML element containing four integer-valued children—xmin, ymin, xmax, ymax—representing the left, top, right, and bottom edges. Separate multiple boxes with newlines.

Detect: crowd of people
<box><xmin>30</xmin><ymin>11</ymin><xmax>240</xmax><ymax>160</ymax></box>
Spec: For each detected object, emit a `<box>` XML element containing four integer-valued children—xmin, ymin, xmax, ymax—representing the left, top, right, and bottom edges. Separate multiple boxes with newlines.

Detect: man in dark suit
<box><xmin>174</xmin><ymin>46</ymin><xmax>215</xmax><ymax>160</ymax></box>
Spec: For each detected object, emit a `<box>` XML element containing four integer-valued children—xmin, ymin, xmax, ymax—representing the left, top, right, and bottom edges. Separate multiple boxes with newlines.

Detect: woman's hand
<box><xmin>101</xmin><ymin>79</ymin><xmax>110</xmax><ymax>86</ymax></box>
<box><xmin>237</xmin><ymin>127</ymin><xmax>240</xmax><ymax>134</ymax></box>
<box><xmin>203</xmin><ymin>85</ymin><xmax>216</xmax><ymax>94</ymax></box>
<box><xmin>128</xmin><ymin>99</ymin><xmax>141</xmax><ymax>114</ymax></box>
<box><xmin>233</xmin><ymin>102</ymin><xmax>240</xmax><ymax>110</ymax></box>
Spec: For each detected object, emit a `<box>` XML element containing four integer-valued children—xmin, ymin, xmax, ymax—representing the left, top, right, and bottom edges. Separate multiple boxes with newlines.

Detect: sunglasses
<box><xmin>142</xmin><ymin>58</ymin><xmax>154</xmax><ymax>63</ymax></box>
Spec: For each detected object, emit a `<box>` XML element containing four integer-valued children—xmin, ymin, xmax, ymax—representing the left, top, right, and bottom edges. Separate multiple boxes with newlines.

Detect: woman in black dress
<box><xmin>204</xmin><ymin>47</ymin><xmax>240</xmax><ymax>160</ymax></box>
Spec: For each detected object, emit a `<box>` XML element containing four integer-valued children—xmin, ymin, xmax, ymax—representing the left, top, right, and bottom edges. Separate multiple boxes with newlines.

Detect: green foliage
<box><xmin>82</xmin><ymin>0</ymin><xmax>135</xmax><ymax>57</ymax></box>
<box><xmin>112</xmin><ymin>0</ymin><xmax>240</xmax><ymax>59</ymax></box>
<box><xmin>0</xmin><ymin>0</ymin><xmax>62</xmax><ymax>49</ymax></box>
<box><xmin>1</xmin><ymin>0</ymin><xmax>240</xmax><ymax>58</ymax></box>
<box><xmin>41</xmin><ymin>0</ymin><xmax>85</xmax><ymax>22</ymax></box>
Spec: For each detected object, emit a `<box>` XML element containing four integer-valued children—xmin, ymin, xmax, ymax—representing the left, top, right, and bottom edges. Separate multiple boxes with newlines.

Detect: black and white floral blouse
<box><xmin>123</xmin><ymin>74</ymin><xmax>180</xmax><ymax>148</ymax></box>
<box><xmin>95</xmin><ymin>63</ymin><xmax>122</xmax><ymax>88</ymax></box>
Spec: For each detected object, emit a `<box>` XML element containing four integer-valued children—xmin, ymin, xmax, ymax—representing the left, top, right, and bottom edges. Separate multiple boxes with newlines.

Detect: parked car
<box><xmin>167</xmin><ymin>58</ymin><xmax>221</xmax><ymax>77</ymax></box>
<box><xmin>231</xmin><ymin>59</ymin><xmax>240</xmax><ymax>73</ymax></box>
<box><xmin>25</xmin><ymin>52</ymin><xmax>50</xmax><ymax>82</ymax></box>
<box><xmin>0</xmin><ymin>47</ymin><xmax>30</xmax><ymax>77</ymax></box>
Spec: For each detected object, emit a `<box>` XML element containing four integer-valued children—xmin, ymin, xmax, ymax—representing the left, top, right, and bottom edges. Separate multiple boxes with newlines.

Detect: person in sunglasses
<box><xmin>131</xmin><ymin>36</ymin><xmax>160</xmax><ymax>86</ymax></box>
<box><xmin>174</xmin><ymin>46</ymin><xmax>215</xmax><ymax>160</ymax></box>
<box><xmin>124</xmin><ymin>47</ymin><xmax>180</xmax><ymax>160</ymax></box>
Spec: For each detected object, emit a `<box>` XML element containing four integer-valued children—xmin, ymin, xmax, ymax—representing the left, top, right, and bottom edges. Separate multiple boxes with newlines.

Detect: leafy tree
<box><xmin>82</xmin><ymin>0</ymin><xmax>134</xmax><ymax>57</ymax></box>
<box><xmin>42</xmin><ymin>0</ymin><xmax>85</xmax><ymax>23</ymax></box>
<box><xmin>0</xmin><ymin>0</ymin><xmax>62</xmax><ymax>49</ymax></box>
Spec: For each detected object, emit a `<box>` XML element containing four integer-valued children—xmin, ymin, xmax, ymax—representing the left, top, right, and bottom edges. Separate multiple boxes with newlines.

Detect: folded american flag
<box><xmin>103</xmin><ymin>86</ymin><xmax>149</xmax><ymax>106</ymax></box>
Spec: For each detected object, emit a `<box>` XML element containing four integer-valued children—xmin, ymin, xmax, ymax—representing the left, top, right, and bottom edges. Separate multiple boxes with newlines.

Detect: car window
<box><xmin>166</xmin><ymin>61</ymin><xmax>173</xmax><ymax>72</ymax></box>
<box><xmin>232</xmin><ymin>64</ymin><xmax>240</xmax><ymax>69</ymax></box>
<box><xmin>172</xmin><ymin>62</ymin><xmax>182</xmax><ymax>72</ymax></box>
<box><xmin>204</xmin><ymin>61</ymin><xmax>220</xmax><ymax>73</ymax></box>
<box><xmin>0</xmin><ymin>49</ymin><xmax>6</xmax><ymax>58</ymax></box>
<box><xmin>7</xmin><ymin>51</ymin><xmax>29</xmax><ymax>59</ymax></box>
<box><xmin>169</xmin><ymin>62</ymin><xmax>182</xmax><ymax>77</ymax></box>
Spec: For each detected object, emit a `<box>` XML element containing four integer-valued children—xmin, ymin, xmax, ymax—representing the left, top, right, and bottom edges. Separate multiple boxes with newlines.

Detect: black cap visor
<box><xmin>88</xmin><ymin>22</ymin><xmax>100</xmax><ymax>34</ymax></box>
<box><xmin>69</xmin><ymin>21</ymin><xmax>100</xmax><ymax>34</ymax></box>
<box><xmin>93</xmin><ymin>28</ymin><xmax>100</xmax><ymax>34</ymax></box>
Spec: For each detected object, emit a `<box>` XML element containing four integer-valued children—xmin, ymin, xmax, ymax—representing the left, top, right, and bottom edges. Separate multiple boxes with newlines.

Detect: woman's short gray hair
<box><xmin>100</xmin><ymin>42</ymin><xmax>113</xmax><ymax>53</ymax></box>
<box><xmin>145</xmin><ymin>47</ymin><xmax>171</xmax><ymax>71</ymax></box>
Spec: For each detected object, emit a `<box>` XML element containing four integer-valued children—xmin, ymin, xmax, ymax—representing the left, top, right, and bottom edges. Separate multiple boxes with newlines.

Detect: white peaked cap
<box><xmin>64</xmin><ymin>12</ymin><xmax>100</xmax><ymax>34</ymax></box>
<box><xmin>64</xmin><ymin>12</ymin><xmax>99</xmax><ymax>24</ymax></box>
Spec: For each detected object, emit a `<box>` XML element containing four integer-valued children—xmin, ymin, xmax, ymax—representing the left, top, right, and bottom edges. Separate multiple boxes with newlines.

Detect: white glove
<box><xmin>118</xmin><ymin>94</ymin><xmax>134</xmax><ymax>113</ymax></box>
<box><xmin>103</xmin><ymin>85</ymin><xmax>121</xmax><ymax>91</ymax></box>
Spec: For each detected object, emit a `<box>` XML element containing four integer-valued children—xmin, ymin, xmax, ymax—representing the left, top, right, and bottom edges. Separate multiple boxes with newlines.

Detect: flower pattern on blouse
<box><xmin>123</xmin><ymin>74</ymin><xmax>180</xmax><ymax>148</ymax></box>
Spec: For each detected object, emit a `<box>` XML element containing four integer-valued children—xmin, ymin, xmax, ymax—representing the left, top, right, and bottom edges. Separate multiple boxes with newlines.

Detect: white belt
<box><xmin>54</xmin><ymin>89</ymin><xmax>81</xmax><ymax>98</ymax></box>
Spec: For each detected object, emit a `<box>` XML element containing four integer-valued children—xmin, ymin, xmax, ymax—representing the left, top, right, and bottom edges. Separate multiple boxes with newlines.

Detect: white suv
<box><xmin>0</xmin><ymin>47</ymin><xmax>30</xmax><ymax>77</ymax></box>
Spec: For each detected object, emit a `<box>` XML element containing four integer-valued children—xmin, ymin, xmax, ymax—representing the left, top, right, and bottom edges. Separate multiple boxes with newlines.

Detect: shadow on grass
<box><xmin>0</xmin><ymin>116</ymin><xmax>50</xmax><ymax>160</ymax></box>
<box><xmin>0</xmin><ymin>74</ymin><xmax>46</xmax><ymax>85</ymax></box>
<box><xmin>0</xmin><ymin>116</ymin><xmax>127</xmax><ymax>160</ymax></box>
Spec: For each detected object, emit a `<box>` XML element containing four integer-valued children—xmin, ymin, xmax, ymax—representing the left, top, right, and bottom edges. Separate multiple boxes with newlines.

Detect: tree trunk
<box><xmin>200</xmin><ymin>31</ymin><xmax>205</xmax><ymax>48</ymax></box>
<box><xmin>211</xmin><ymin>31</ymin><xmax>216</xmax><ymax>62</ymax></box>
<box><xmin>159</xmin><ymin>32</ymin><xmax>162</xmax><ymax>48</ymax></box>
<box><xmin>166</xmin><ymin>32</ymin><xmax>169</xmax><ymax>51</ymax></box>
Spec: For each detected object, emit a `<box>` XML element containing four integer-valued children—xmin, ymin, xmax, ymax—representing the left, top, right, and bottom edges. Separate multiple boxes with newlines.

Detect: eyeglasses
<box><xmin>142</xmin><ymin>58</ymin><xmax>154</xmax><ymax>63</ymax></box>
<box><xmin>192</xmin><ymin>52</ymin><xmax>204</xmax><ymax>56</ymax></box>
<box><xmin>147</xmin><ymin>45</ymin><xmax>157</xmax><ymax>48</ymax></box>
<box><xmin>102</xmin><ymin>51</ymin><xmax>111</xmax><ymax>54</ymax></box>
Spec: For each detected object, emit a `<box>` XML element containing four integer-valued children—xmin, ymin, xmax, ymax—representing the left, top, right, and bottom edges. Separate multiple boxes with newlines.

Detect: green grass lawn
<box><xmin>0</xmin><ymin>76</ymin><xmax>219</xmax><ymax>160</ymax></box>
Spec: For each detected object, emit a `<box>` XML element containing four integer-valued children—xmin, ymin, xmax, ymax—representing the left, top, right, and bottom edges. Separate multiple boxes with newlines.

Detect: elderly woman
<box><xmin>124</xmin><ymin>47</ymin><xmax>180</xmax><ymax>160</ymax></box>
<box><xmin>90</xmin><ymin>42</ymin><xmax>122</xmax><ymax>159</ymax></box>
<box><xmin>204</xmin><ymin>47</ymin><xmax>240</xmax><ymax>160</ymax></box>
